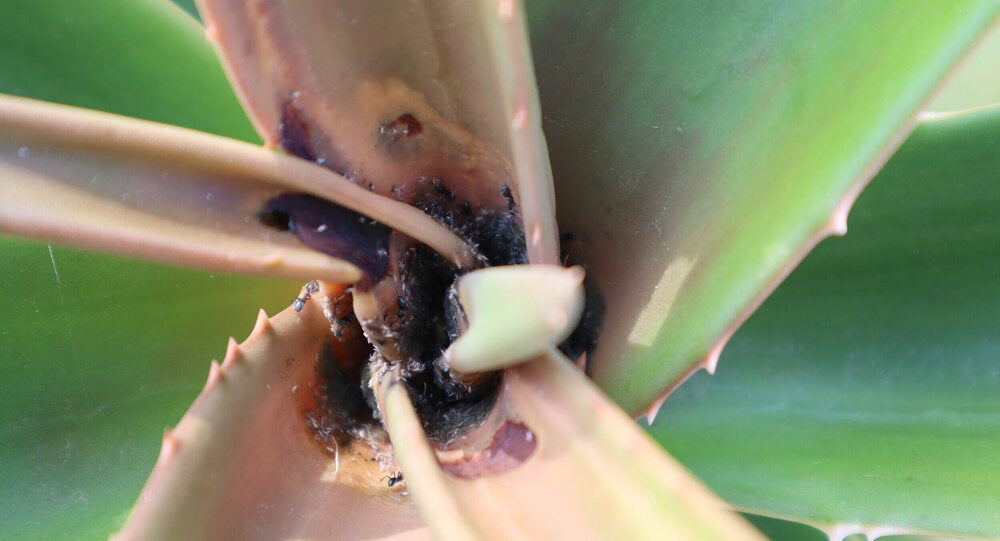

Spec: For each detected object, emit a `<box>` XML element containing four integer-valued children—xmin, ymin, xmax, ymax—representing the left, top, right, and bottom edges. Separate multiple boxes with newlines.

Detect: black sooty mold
<box><xmin>300</xmin><ymin>176</ymin><xmax>602</xmax><ymax>451</ymax></box>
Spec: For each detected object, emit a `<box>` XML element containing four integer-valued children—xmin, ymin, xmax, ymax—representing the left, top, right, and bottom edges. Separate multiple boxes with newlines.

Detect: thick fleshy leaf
<box><xmin>199</xmin><ymin>0</ymin><xmax>560</xmax><ymax>263</ymax></box>
<box><xmin>526</xmin><ymin>0</ymin><xmax>1000</xmax><ymax>415</ymax></box>
<box><xmin>172</xmin><ymin>0</ymin><xmax>200</xmax><ymax>20</ymax></box>
<box><xmin>0</xmin><ymin>2</ymin><xmax>290</xmax><ymax>538</ymax></box>
<box><xmin>379</xmin><ymin>351</ymin><xmax>763</xmax><ymax>541</ymax></box>
<box><xmin>115</xmin><ymin>284</ymin><xmax>427</xmax><ymax>540</ymax></box>
<box><xmin>650</xmin><ymin>106</ymin><xmax>1000</xmax><ymax>538</ymax></box>
<box><xmin>929</xmin><ymin>22</ymin><xmax>1000</xmax><ymax>112</ymax></box>
<box><xmin>0</xmin><ymin>95</ymin><xmax>476</xmax><ymax>280</ymax></box>
<box><xmin>0</xmin><ymin>0</ymin><xmax>255</xmax><ymax>141</ymax></box>
<box><xmin>0</xmin><ymin>238</ymin><xmax>299</xmax><ymax>539</ymax></box>
<box><xmin>445</xmin><ymin>265</ymin><xmax>585</xmax><ymax>373</ymax></box>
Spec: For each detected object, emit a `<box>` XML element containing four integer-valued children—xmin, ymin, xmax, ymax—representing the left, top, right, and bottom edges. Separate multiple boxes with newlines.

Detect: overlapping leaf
<box><xmin>651</xmin><ymin>106</ymin><xmax>1000</xmax><ymax>538</ymax></box>
<box><xmin>0</xmin><ymin>2</ymin><xmax>296</xmax><ymax>538</ymax></box>
<box><xmin>527</xmin><ymin>0</ymin><xmax>1000</xmax><ymax>415</ymax></box>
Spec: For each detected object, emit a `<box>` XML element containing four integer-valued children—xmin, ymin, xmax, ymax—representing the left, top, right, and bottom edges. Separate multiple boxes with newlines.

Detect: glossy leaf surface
<box><xmin>651</xmin><ymin>106</ymin><xmax>1000</xmax><ymax>538</ymax></box>
<box><xmin>527</xmin><ymin>0</ymin><xmax>1000</xmax><ymax>414</ymax></box>
<box><xmin>930</xmin><ymin>22</ymin><xmax>1000</xmax><ymax>112</ymax></box>
<box><xmin>0</xmin><ymin>0</ymin><xmax>255</xmax><ymax>140</ymax></box>
<box><xmin>0</xmin><ymin>240</ymin><xmax>297</xmax><ymax>540</ymax></box>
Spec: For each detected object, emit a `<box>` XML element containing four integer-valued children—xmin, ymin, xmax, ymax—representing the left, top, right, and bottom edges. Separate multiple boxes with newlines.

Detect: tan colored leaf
<box><xmin>0</xmin><ymin>94</ymin><xmax>476</xmax><ymax>279</ymax></box>
<box><xmin>199</xmin><ymin>0</ymin><xmax>559</xmax><ymax>263</ymax></box>
<box><xmin>114</xmin><ymin>284</ymin><xmax>428</xmax><ymax>540</ymax></box>
<box><xmin>378</xmin><ymin>350</ymin><xmax>763</xmax><ymax>541</ymax></box>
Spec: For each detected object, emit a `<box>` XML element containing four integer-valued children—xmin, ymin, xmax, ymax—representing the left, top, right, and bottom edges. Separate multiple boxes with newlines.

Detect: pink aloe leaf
<box><xmin>114</xmin><ymin>284</ymin><xmax>428</xmax><ymax>540</ymax></box>
<box><xmin>378</xmin><ymin>349</ymin><xmax>763</xmax><ymax>541</ymax></box>
<box><xmin>0</xmin><ymin>94</ymin><xmax>475</xmax><ymax>279</ymax></box>
<box><xmin>198</xmin><ymin>0</ymin><xmax>559</xmax><ymax>263</ymax></box>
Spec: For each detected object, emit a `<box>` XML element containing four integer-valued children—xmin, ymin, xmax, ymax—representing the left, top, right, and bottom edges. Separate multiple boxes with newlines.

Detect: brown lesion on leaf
<box><xmin>271</xmin><ymin>77</ymin><xmax>516</xmax><ymax>214</ymax></box>
<box><xmin>379</xmin><ymin>113</ymin><xmax>423</xmax><ymax>142</ymax></box>
<box><xmin>436</xmin><ymin>420</ymin><xmax>537</xmax><ymax>479</ymax></box>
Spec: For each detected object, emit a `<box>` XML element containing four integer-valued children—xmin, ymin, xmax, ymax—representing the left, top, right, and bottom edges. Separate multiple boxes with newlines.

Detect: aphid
<box><xmin>293</xmin><ymin>280</ymin><xmax>320</xmax><ymax>312</ymax></box>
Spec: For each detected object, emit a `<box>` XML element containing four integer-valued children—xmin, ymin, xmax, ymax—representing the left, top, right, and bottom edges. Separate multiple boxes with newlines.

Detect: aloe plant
<box><xmin>1</xmin><ymin>1</ymin><xmax>999</xmax><ymax>540</ymax></box>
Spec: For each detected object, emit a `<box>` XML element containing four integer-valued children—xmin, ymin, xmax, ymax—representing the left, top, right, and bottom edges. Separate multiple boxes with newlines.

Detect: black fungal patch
<box><xmin>378</xmin><ymin>179</ymin><xmax>528</xmax><ymax>443</ymax></box>
<box><xmin>302</xmin><ymin>176</ymin><xmax>603</xmax><ymax>452</ymax></box>
<box><xmin>394</xmin><ymin>245</ymin><xmax>455</xmax><ymax>368</ymax></box>
<box><xmin>314</xmin><ymin>342</ymin><xmax>377</xmax><ymax>437</ymax></box>
<box><xmin>259</xmin><ymin>193</ymin><xmax>391</xmax><ymax>281</ymax></box>
<box><xmin>409</xmin><ymin>179</ymin><xmax>528</xmax><ymax>267</ymax></box>
<box><xmin>308</xmin><ymin>291</ymin><xmax>385</xmax><ymax>452</ymax></box>
<box><xmin>556</xmin><ymin>233</ymin><xmax>606</xmax><ymax>364</ymax></box>
<box><xmin>557</xmin><ymin>274</ymin><xmax>605</xmax><ymax>362</ymax></box>
<box><xmin>410</xmin><ymin>368</ymin><xmax>501</xmax><ymax>444</ymax></box>
<box><xmin>500</xmin><ymin>183</ymin><xmax>516</xmax><ymax>212</ymax></box>
<box><xmin>389</xmin><ymin>243</ymin><xmax>502</xmax><ymax>443</ymax></box>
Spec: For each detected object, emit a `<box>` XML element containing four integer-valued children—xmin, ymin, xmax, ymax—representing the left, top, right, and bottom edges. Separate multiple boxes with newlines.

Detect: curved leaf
<box><xmin>650</xmin><ymin>106</ymin><xmax>1000</xmax><ymax>538</ymax></box>
<box><xmin>0</xmin><ymin>238</ymin><xmax>299</xmax><ymax>539</ymax></box>
<box><xmin>0</xmin><ymin>0</ymin><xmax>255</xmax><ymax>139</ymax></box>
<box><xmin>115</xmin><ymin>285</ymin><xmax>427</xmax><ymax>540</ymax></box>
<box><xmin>929</xmin><ymin>22</ymin><xmax>1000</xmax><ymax>112</ymax></box>
<box><xmin>199</xmin><ymin>0</ymin><xmax>560</xmax><ymax>262</ymax></box>
<box><xmin>380</xmin><ymin>350</ymin><xmax>763</xmax><ymax>541</ymax></box>
<box><xmin>0</xmin><ymin>2</ymin><xmax>287</xmax><ymax>538</ymax></box>
<box><xmin>526</xmin><ymin>0</ymin><xmax>1000</xmax><ymax>415</ymax></box>
<box><xmin>0</xmin><ymin>94</ymin><xmax>476</xmax><ymax>280</ymax></box>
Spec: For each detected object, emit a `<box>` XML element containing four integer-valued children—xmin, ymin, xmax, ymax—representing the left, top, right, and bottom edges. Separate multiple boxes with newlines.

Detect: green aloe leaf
<box><xmin>650</xmin><ymin>106</ymin><xmax>1000</xmax><ymax>538</ymax></box>
<box><xmin>0</xmin><ymin>0</ymin><xmax>253</xmax><ymax>139</ymax></box>
<box><xmin>930</xmin><ymin>22</ymin><xmax>1000</xmax><ymax>112</ymax></box>
<box><xmin>0</xmin><ymin>241</ymin><xmax>297</xmax><ymax>540</ymax></box>
<box><xmin>0</xmin><ymin>2</ymin><xmax>296</xmax><ymax>538</ymax></box>
<box><xmin>527</xmin><ymin>0</ymin><xmax>1000</xmax><ymax>415</ymax></box>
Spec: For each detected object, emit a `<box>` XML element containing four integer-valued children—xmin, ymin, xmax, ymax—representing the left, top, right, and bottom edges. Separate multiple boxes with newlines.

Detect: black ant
<box><xmin>380</xmin><ymin>472</ymin><xmax>404</xmax><ymax>488</ymax></box>
<box><xmin>293</xmin><ymin>281</ymin><xmax>320</xmax><ymax>312</ymax></box>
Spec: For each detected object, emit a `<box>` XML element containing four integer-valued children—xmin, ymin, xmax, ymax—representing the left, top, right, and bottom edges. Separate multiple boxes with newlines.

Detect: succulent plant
<box><xmin>2</xmin><ymin>1</ymin><xmax>999</xmax><ymax>540</ymax></box>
